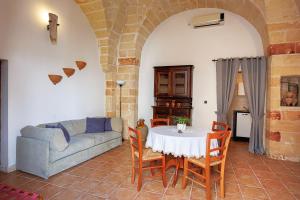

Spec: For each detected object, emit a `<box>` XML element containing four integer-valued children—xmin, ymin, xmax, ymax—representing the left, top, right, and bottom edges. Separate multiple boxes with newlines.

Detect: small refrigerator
<box><xmin>232</xmin><ymin>110</ymin><xmax>252</xmax><ymax>141</ymax></box>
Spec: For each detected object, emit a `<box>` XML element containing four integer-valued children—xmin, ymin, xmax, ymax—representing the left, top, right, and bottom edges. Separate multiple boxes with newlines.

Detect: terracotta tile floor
<box><xmin>0</xmin><ymin>141</ymin><xmax>299</xmax><ymax>200</ymax></box>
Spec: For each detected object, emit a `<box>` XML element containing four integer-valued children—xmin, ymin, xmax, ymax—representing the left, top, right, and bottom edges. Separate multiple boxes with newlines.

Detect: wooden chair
<box><xmin>129</xmin><ymin>127</ymin><xmax>167</xmax><ymax>191</ymax></box>
<box><xmin>150</xmin><ymin>118</ymin><xmax>170</xmax><ymax>128</ymax></box>
<box><xmin>182</xmin><ymin>131</ymin><xmax>232</xmax><ymax>200</ymax></box>
<box><xmin>211</xmin><ymin>121</ymin><xmax>229</xmax><ymax>132</ymax></box>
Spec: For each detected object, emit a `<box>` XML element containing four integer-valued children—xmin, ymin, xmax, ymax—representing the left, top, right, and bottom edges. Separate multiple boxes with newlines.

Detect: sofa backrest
<box><xmin>38</xmin><ymin>119</ymin><xmax>86</xmax><ymax>137</ymax></box>
<box><xmin>111</xmin><ymin>117</ymin><xmax>123</xmax><ymax>133</ymax></box>
<box><xmin>38</xmin><ymin>117</ymin><xmax>122</xmax><ymax>136</ymax></box>
<box><xmin>60</xmin><ymin>119</ymin><xmax>86</xmax><ymax>136</ymax></box>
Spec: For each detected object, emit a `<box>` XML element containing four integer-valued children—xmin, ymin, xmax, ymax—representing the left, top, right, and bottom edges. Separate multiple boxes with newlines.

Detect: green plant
<box><xmin>173</xmin><ymin>116</ymin><xmax>190</xmax><ymax>124</ymax></box>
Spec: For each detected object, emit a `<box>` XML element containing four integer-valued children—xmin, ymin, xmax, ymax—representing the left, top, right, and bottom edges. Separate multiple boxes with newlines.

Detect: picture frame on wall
<box><xmin>280</xmin><ymin>76</ymin><xmax>300</xmax><ymax>107</ymax></box>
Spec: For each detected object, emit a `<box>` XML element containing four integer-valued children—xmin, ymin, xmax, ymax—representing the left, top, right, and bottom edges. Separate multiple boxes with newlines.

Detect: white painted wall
<box><xmin>0</xmin><ymin>0</ymin><xmax>105</xmax><ymax>169</ymax></box>
<box><xmin>138</xmin><ymin>9</ymin><xmax>263</xmax><ymax>130</ymax></box>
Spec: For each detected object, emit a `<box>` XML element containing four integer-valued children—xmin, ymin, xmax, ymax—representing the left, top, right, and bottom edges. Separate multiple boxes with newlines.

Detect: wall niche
<box><xmin>280</xmin><ymin>76</ymin><xmax>300</xmax><ymax>107</ymax></box>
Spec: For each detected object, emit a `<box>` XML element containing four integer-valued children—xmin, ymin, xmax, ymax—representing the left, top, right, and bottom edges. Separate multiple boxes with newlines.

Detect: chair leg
<box><xmin>205</xmin><ymin>166</ymin><xmax>211</xmax><ymax>200</ymax></box>
<box><xmin>131</xmin><ymin>166</ymin><xmax>135</xmax><ymax>184</ymax></box>
<box><xmin>150</xmin><ymin>161</ymin><xmax>155</xmax><ymax>176</ymax></box>
<box><xmin>131</xmin><ymin>157</ymin><xmax>135</xmax><ymax>184</ymax></box>
<box><xmin>137</xmin><ymin>162</ymin><xmax>143</xmax><ymax>191</ymax></box>
<box><xmin>220</xmin><ymin>164</ymin><xmax>225</xmax><ymax>198</ymax></box>
<box><xmin>162</xmin><ymin>157</ymin><xmax>167</xmax><ymax>187</ymax></box>
<box><xmin>182</xmin><ymin>158</ymin><xmax>188</xmax><ymax>189</ymax></box>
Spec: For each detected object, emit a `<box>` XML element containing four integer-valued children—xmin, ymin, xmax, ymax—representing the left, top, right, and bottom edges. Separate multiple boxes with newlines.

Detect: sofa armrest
<box><xmin>21</xmin><ymin>125</ymin><xmax>68</xmax><ymax>151</ymax></box>
<box><xmin>16</xmin><ymin>136</ymin><xmax>50</xmax><ymax>179</ymax></box>
<box><xmin>111</xmin><ymin>117</ymin><xmax>123</xmax><ymax>133</ymax></box>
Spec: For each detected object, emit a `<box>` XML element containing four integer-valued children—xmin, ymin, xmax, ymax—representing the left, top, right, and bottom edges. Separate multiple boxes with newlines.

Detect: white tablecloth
<box><xmin>145</xmin><ymin>126</ymin><xmax>218</xmax><ymax>158</ymax></box>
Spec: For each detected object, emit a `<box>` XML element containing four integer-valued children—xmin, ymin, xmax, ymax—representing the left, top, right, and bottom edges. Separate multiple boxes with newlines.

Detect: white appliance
<box><xmin>188</xmin><ymin>13</ymin><xmax>225</xmax><ymax>28</ymax></box>
<box><xmin>236</xmin><ymin>112</ymin><xmax>252</xmax><ymax>138</ymax></box>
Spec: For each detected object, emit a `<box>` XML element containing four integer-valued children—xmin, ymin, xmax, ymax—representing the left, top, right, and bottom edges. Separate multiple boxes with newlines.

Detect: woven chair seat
<box><xmin>188</xmin><ymin>157</ymin><xmax>222</xmax><ymax>167</ymax></box>
<box><xmin>134</xmin><ymin>148</ymin><xmax>163</xmax><ymax>161</ymax></box>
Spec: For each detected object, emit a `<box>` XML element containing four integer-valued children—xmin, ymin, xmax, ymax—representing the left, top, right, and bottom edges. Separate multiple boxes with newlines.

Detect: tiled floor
<box><xmin>0</xmin><ymin>141</ymin><xmax>299</xmax><ymax>200</ymax></box>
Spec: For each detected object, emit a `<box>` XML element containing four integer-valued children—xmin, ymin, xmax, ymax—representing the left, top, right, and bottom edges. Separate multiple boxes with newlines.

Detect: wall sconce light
<box><xmin>116</xmin><ymin>80</ymin><xmax>126</xmax><ymax>117</ymax></box>
<box><xmin>47</xmin><ymin>13</ymin><xmax>59</xmax><ymax>43</ymax></box>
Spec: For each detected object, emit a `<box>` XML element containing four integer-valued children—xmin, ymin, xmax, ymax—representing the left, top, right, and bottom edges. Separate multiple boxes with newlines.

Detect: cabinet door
<box><xmin>172</xmin><ymin>70</ymin><xmax>188</xmax><ymax>97</ymax></box>
<box><xmin>156</xmin><ymin>71</ymin><xmax>171</xmax><ymax>96</ymax></box>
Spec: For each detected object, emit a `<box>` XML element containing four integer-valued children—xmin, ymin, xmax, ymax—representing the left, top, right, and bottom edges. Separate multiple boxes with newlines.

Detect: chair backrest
<box><xmin>211</xmin><ymin>121</ymin><xmax>229</xmax><ymax>132</ymax></box>
<box><xmin>150</xmin><ymin>118</ymin><xmax>170</xmax><ymax>128</ymax></box>
<box><xmin>128</xmin><ymin>127</ymin><xmax>143</xmax><ymax>161</ymax></box>
<box><xmin>205</xmin><ymin>131</ymin><xmax>232</xmax><ymax>165</ymax></box>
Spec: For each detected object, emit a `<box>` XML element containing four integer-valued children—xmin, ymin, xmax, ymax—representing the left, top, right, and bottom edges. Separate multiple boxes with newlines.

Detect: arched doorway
<box><xmin>75</xmin><ymin>0</ymin><xmax>268</xmax><ymax>139</ymax></box>
<box><xmin>138</xmin><ymin>8</ymin><xmax>264</xmax><ymax>130</ymax></box>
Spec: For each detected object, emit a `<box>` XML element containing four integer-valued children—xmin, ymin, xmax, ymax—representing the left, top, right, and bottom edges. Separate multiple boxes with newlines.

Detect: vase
<box><xmin>136</xmin><ymin>119</ymin><xmax>148</xmax><ymax>144</ymax></box>
<box><xmin>177</xmin><ymin>123</ymin><xmax>186</xmax><ymax>132</ymax></box>
<box><xmin>171</xmin><ymin>100</ymin><xmax>176</xmax><ymax>108</ymax></box>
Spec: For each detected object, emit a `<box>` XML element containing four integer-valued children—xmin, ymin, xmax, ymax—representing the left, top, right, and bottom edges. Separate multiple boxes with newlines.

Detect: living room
<box><xmin>0</xmin><ymin>0</ymin><xmax>299</xmax><ymax>199</ymax></box>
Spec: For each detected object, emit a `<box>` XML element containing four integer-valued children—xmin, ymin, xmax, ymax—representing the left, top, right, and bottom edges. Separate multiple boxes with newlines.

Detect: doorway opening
<box><xmin>0</xmin><ymin>59</ymin><xmax>8</xmax><ymax>171</ymax></box>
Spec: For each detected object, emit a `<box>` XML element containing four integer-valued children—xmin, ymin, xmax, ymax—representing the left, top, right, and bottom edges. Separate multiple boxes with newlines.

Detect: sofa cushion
<box><xmin>60</xmin><ymin>119</ymin><xmax>86</xmax><ymax>136</ymax></box>
<box><xmin>86</xmin><ymin>117</ymin><xmax>106</xmax><ymax>133</ymax></box>
<box><xmin>50</xmin><ymin>134</ymin><xmax>94</xmax><ymax>162</ymax></box>
<box><xmin>111</xmin><ymin>118</ymin><xmax>122</xmax><ymax>133</ymax></box>
<box><xmin>105</xmin><ymin>118</ymin><xmax>112</xmax><ymax>131</ymax></box>
<box><xmin>92</xmin><ymin>131</ymin><xmax>122</xmax><ymax>145</ymax></box>
<box><xmin>21</xmin><ymin>126</ymin><xmax>68</xmax><ymax>151</ymax></box>
<box><xmin>46</xmin><ymin>123</ymin><xmax>70</xmax><ymax>143</ymax></box>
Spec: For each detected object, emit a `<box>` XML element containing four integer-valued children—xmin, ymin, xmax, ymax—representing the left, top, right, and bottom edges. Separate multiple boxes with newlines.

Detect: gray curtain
<box><xmin>216</xmin><ymin>58</ymin><xmax>240</xmax><ymax>123</ymax></box>
<box><xmin>241</xmin><ymin>57</ymin><xmax>267</xmax><ymax>154</ymax></box>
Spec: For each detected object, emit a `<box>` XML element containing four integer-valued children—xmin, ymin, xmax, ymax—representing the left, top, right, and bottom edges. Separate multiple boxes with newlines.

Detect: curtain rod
<box><xmin>212</xmin><ymin>56</ymin><xmax>265</xmax><ymax>62</ymax></box>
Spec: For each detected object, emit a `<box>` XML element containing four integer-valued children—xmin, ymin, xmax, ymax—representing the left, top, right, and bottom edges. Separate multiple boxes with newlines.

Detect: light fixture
<box><xmin>116</xmin><ymin>80</ymin><xmax>126</xmax><ymax>117</ymax></box>
<box><xmin>47</xmin><ymin>13</ymin><xmax>59</xmax><ymax>43</ymax></box>
<box><xmin>116</xmin><ymin>80</ymin><xmax>125</xmax><ymax>86</ymax></box>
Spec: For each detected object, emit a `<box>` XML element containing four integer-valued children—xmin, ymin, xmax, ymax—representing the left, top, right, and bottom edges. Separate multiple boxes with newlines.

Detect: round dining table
<box><xmin>145</xmin><ymin>125</ymin><xmax>219</xmax><ymax>186</ymax></box>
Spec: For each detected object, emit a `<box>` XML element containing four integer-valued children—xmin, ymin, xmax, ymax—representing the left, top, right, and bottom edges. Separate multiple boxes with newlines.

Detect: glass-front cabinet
<box><xmin>172</xmin><ymin>70</ymin><xmax>188</xmax><ymax>97</ymax></box>
<box><xmin>156</xmin><ymin>71</ymin><xmax>170</xmax><ymax>96</ymax></box>
<box><xmin>153</xmin><ymin>65</ymin><xmax>193</xmax><ymax>124</ymax></box>
<box><xmin>154</xmin><ymin>66</ymin><xmax>192</xmax><ymax>98</ymax></box>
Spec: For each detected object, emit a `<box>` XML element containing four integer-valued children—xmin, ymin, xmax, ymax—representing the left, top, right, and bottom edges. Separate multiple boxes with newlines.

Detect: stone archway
<box><xmin>132</xmin><ymin>0</ymin><xmax>269</xmax><ymax>59</ymax></box>
<box><xmin>75</xmin><ymin>0</ymin><xmax>127</xmax><ymax>118</ymax></box>
<box><xmin>75</xmin><ymin>0</ymin><xmax>300</xmax><ymax>162</ymax></box>
<box><xmin>75</xmin><ymin>0</ymin><xmax>269</xmax><ymax>138</ymax></box>
<box><xmin>117</xmin><ymin>0</ymin><xmax>269</xmax><ymax>139</ymax></box>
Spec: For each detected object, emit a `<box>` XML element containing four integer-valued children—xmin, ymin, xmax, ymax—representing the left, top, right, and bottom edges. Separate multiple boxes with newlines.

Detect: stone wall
<box><xmin>75</xmin><ymin>0</ymin><xmax>300</xmax><ymax>161</ymax></box>
<box><xmin>266</xmin><ymin>55</ymin><xmax>300</xmax><ymax>162</ymax></box>
<box><xmin>264</xmin><ymin>0</ymin><xmax>300</xmax><ymax>162</ymax></box>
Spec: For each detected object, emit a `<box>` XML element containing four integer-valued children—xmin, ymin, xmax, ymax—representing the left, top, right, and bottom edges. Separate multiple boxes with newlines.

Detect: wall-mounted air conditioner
<box><xmin>189</xmin><ymin>13</ymin><xmax>224</xmax><ymax>28</ymax></box>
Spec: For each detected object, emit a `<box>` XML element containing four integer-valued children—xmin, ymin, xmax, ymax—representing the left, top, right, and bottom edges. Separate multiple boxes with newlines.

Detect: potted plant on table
<box><xmin>173</xmin><ymin>116</ymin><xmax>190</xmax><ymax>133</ymax></box>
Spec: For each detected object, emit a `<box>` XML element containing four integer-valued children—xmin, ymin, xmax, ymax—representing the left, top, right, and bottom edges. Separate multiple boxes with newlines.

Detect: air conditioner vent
<box><xmin>189</xmin><ymin>13</ymin><xmax>224</xmax><ymax>28</ymax></box>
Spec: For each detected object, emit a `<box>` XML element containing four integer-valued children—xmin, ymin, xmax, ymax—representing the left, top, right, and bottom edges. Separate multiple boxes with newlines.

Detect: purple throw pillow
<box><xmin>45</xmin><ymin>123</ymin><xmax>70</xmax><ymax>143</ymax></box>
<box><xmin>105</xmin><ymin>118</ymin><xmax>112</xmax><ymax>131</ymax></box>
<box><xmin>86</xmin><ymin>117</ymin><xmax>106</xmax><ymax>133</ymax></box>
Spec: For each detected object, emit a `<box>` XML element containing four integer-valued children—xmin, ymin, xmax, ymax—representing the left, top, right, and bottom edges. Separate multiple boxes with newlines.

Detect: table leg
<box><xmin>166</xmin><ymin>157</ymin><xmax>177</xmax><ymax>170</ymax></box>
<box><xmin>172</xmin><ymin>157</ymin><xmax>184</xmax><ymax>187</ymax></box>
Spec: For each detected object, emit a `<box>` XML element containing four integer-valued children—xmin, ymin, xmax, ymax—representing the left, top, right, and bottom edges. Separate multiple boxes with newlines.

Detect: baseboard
<box><xmin>0</xmin><ymin>164</ymin><xmax>16</xmax><ymax>173</ymax></box>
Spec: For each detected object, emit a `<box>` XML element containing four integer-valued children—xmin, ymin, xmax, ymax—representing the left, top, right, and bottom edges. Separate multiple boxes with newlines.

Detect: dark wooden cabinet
<box><xmin>153</xmin><ymin>65</ymin><xmax>193</xmax><ymax>124</ymax></box>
